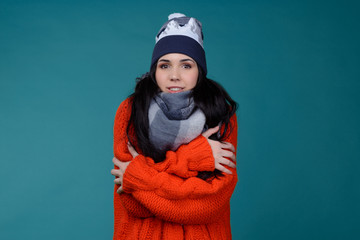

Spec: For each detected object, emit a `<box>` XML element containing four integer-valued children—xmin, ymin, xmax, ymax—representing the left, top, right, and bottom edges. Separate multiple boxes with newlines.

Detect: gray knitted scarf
<box><xmin>148</xmin><ymin>91</ymin><xmax>206</xmax><ymax>153</ymax></box>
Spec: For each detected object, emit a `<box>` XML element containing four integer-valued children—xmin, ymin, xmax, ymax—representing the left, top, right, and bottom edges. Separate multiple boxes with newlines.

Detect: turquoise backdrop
<box><xmin>1</xmin><ymin>0</ymin><xmax>359</xmax><ymax>239</ymax></box>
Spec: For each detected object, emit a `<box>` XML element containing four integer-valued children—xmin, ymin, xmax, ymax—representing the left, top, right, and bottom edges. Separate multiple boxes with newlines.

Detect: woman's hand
<box><xmin>202</xmin><ymin>126</ymin><xmax>236</xmax><ymax>174</ymax></box>
<box><xmin>111</xmin><ymin>157</ymin><xmax>130</xmax><ymax>193</ymax></box>
<box><xmin>111</xmin><ymin>143</ymin><xmax>139</xmax><ymax>193</ymax></box>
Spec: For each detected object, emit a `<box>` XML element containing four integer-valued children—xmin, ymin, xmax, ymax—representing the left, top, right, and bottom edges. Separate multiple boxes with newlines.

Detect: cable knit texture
<box><xmin>113</xmin><ymin>97</ymin><xmax>238</xmax><ymax>239</ymax></box>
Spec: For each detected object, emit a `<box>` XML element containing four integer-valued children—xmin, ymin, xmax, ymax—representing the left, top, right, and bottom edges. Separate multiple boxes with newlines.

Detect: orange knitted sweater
<box><xmin>113</xmin><ymin>97</ymin><xmax>238</xmax><ymax>240</ymax></box>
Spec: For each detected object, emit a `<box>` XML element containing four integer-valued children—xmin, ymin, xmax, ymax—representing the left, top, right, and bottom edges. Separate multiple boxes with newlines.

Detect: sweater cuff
<box><xmin>122</xmin><ymin>155</ymin><xmax>157</xmax><ymax>193</ymax></box>
<box><xmin>186</xmin><ymin>135</ymin><xmax>215</xmax><ymax>172</ymax></box>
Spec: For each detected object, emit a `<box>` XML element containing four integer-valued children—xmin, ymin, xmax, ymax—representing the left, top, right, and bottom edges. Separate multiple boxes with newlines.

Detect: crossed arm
<box><xmin>111</xmin><ymin>98</ymin><xmax>238</xmax><ymax>224</ymax></box>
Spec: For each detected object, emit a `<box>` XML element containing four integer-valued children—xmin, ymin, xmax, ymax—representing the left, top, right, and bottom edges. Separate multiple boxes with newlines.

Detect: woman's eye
<box><xmin>183</xmin><ymin>64</ymin><xmax>192</xmax><ymax>69</ymax></box>
<box><xmin>159</xmin><ymin>64</ymin><xmax>169</xmax><ymax>69</ymax></box>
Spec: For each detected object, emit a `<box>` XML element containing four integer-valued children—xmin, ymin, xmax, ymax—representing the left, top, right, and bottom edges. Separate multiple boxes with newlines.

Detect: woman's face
<box><xmin>155</xmin><ymin>53</ymin><xmax>199</xmax><ymax>93</ymax></box>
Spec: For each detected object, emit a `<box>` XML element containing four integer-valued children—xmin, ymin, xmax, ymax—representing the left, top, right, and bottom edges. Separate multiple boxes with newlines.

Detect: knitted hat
<box><xmin>151</xmin><ymin>13</ymin><xmax>207</xmax><ymax>75</ymax></box>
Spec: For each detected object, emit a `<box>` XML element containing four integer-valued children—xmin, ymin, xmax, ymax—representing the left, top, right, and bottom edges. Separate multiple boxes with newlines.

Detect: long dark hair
<box><xmin>126</xmin><ymin>64</ymin><xmax>237</xmax><ymax>180</ymax></box>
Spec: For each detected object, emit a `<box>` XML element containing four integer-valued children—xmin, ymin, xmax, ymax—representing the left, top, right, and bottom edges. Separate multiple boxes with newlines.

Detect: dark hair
<box><xmin>127</xmin><ymin>64</ymin><xmax>237</xmax><ymax>180</ymax></box>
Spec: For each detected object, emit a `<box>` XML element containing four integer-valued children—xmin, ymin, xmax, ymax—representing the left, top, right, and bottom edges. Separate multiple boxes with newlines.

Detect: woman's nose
<box><xmin>170</xmin><ymin>68</ymin><xmax>180</xmax><ymax>81</ymax></box>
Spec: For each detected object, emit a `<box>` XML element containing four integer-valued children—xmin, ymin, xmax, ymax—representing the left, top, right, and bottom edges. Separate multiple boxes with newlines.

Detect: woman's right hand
<box><xmin>202</xmin><ymin>126</ymin><xmax>236</xmax><ymax>174</ymax></box>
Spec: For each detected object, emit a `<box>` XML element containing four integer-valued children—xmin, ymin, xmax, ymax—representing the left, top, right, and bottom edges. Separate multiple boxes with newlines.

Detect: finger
<box><xmin>221</xmin><ymin>142</ymin><xmax>235</xmax><ymax>152</ymax></box>
<box><xmin>219</xmin><ymin>158</ymin><xmax>236</xmax><ymax>168</ymax></box>
<box><xmin>221</xmin><ymin>150</ymin><xmax>236</xmax><ymax>162</ymax></box>
<box><xmin>112</xmin><ymin>157</ymin><xmax>122</xmax><ymax>167</ymax></box>
<box><xmin>117</xmin><ymin>186</ymin><xmax>124</xmax><ymax>194</ymax></box>
<box><xmin>215</xmin><ymin>163</ymin><xmax>232</xmax><ymax>175</ymax></box>
<box><xmin>114</xmin><ymin>178</ymin><xmax>122</xmax><ymax>185</ymax></box>
<box><xmin>127</xmin><ymin>142</ymin><xmax>139</xmax><ymax>158</ymax></box>
<box><xmin>228</xmin><ymin>153</ymin><xmax>236</xmax><ymax>162</ymax></box>
<box><xmin>202</xmin><ymin>126</ymin><xmax>220</xmax><ymax>138</ymax></box>
<box><xmin>110</xmin><ymin>169</ymin><xmax>121</xmax><ymax>177</ymax></box>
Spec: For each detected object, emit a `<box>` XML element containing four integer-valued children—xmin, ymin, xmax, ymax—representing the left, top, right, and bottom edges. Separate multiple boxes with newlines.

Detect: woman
<box><xmin>111</xmin><ymin>13</ymin><xmax>238</xmax><ymax>239</ymax></box>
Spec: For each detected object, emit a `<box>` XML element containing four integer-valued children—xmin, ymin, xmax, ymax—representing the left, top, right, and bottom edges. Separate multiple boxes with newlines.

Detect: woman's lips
<box><xmin>167</xmin><ymin>87</ymin><xmax>184</xmax><ymax>93</ymax></box>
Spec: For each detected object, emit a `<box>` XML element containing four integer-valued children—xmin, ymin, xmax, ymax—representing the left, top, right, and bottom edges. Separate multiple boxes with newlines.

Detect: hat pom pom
<box><xmin>168</xmin><ymin>13</ymin><xmax>186</xmax><ymax>20</ymax></box>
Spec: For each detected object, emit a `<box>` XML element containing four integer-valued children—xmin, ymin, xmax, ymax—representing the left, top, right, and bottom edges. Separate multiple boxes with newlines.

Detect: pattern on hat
<box><xmin>156</xmin><ymin>13</ymin><xmax>204</xmax><ymax>49</ymax></box>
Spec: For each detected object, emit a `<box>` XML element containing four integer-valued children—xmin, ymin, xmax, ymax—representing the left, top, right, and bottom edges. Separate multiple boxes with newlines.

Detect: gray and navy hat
<box><xmin>151</xmin><ymin>13</ymin><xmax>207</xmax><ymax>75</ymax></box>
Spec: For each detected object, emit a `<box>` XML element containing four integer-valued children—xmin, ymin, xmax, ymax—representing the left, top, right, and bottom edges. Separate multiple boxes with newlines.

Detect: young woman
<box><xmin>111</xmin><ymin>13</ymin><xmax>238</xmax><ymax>239</ymax></box>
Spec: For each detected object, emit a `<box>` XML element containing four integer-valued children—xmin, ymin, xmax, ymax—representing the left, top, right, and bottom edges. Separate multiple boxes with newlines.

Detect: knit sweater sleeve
<box><xmin>122</xmin><ymin>114</ymin><xmax>238</xmax><ymax>224</ymax></box>
<box><xmin>113</xmin><ymin>98</ymin><xmax>216</xmax><ymax>218</ymax></box>
<box><xmin>113</xmin><ymin>98</ymin><xmax>215</xmax><ymax>177</ymax></box>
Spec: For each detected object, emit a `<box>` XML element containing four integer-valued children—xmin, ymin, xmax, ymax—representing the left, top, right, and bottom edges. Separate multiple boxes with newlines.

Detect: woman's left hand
<box><xmin>111</xmin><ymin>143</ymin><xmax>139</xmax><ymax>193</ymax></box>
<box><xmin>202</xmin><ymin>126</ymin><xmax>236</xmax><ymax>174</ymax></box>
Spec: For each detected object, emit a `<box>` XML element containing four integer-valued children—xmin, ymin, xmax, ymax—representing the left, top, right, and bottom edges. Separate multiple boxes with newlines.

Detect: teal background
<box><xmin>1</xmin><ymin>0</ymin><xmax>359</xmax><ymax>239</ymax></box>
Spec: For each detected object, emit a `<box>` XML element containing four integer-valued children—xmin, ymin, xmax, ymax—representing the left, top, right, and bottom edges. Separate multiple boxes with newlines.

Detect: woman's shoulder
<box><xmin>117</xmin><ymin>96</ymin><xmax>134</xmax><ymax>110</ymax></box>
<box><xmin>115</xmin><ymin>97</ymin><xmax>134</xmax><ymax>120</ymax></box>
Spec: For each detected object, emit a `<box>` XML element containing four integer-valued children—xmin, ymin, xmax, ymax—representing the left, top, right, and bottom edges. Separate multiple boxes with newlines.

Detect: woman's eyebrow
<box><xmin>180</xmin><ymin>59</ymin><xmax>195</xmax><ymax>62</ymax></box>
<box><xmin>158</xmin><ymin>59</ymin><xmax>170</xmax><ymax>62</ymax></box>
